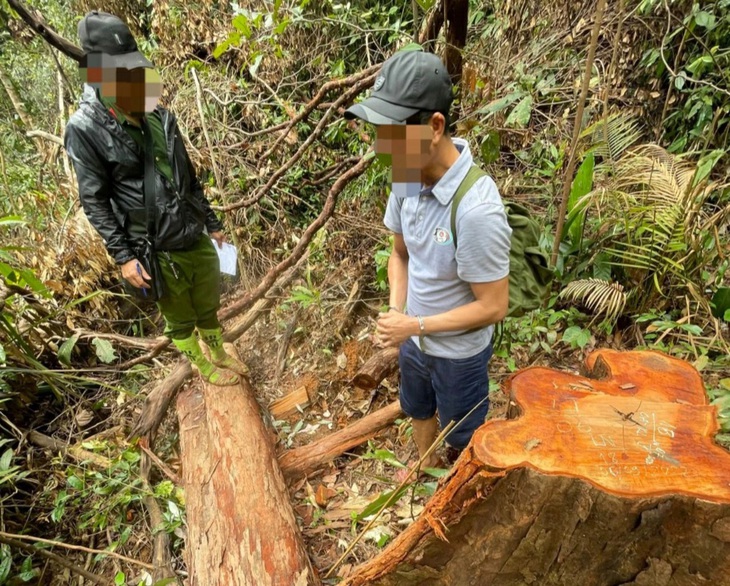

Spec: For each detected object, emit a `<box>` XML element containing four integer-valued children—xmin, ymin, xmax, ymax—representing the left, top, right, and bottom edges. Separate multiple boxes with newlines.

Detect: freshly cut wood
<box><xmin>343</xmin><ymin>350</ymin><xmax>730</xmax><ymax>586</ymax></box>
<box><xmin>177</xmin><ymin>346</ymin><xmax>317</xmax><ymax>586</ymax></box>
<box><xmin>280</xmin><ymin>400</ymin><xmax>403</xmax><ymax>481</ymax></box>
<box><xmin>351</xmin><ymin>347</ymin><xmax>400</xmax><ymax>390</ymax></box>
<box><xmin>270</xmin><ymin>385</ymin><xmax>312</xmax><ymax>419</ymax></box>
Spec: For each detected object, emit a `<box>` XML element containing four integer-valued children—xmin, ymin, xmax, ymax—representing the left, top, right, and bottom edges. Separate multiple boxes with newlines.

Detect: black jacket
<box><xmin>64</xmin><ymin>85</ymin><xmax>223</xmax><ymax>265</ymax></box>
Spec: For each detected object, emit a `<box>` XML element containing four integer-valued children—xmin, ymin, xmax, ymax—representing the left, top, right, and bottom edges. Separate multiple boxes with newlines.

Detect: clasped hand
<box><xmin>375</xmin><ymin>310</ymin><xmax>418</xmax><ymax>348</ymax></box>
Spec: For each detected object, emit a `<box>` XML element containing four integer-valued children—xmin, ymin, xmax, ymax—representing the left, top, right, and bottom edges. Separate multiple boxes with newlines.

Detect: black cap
<box><xmin>345</xmin><ymin>49</ymin><xmax>452</xmax><ymax>125</ymax></box>
<box><xmin>78</xmin><ymin>11</ymin><xmax>153</xmax><ymax>70</ymax></box>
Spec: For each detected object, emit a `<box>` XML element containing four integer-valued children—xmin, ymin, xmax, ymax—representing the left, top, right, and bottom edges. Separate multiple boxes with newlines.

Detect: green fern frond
<box><xmin>580</xmin><ymin>114</ymin><xmax>642</xmax><ymax>162</ymax></box>
<box><xmin>559</xmin><ymin>279</ymin><xmax>627</xmax><ymax>322</ymax></box>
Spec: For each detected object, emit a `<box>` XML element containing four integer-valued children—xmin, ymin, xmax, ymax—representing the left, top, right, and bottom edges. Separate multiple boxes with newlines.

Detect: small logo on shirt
<box><xmin>433</xmin><ymin>227</ymin><xmax>453</xmax><ymax>245</ymax></box>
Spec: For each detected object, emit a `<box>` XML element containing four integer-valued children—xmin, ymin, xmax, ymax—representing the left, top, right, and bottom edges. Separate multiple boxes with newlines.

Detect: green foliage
<box><xmin>711</xmin><ymin>287</ymin><xmax>730</xmax><ymax>320</ymax></box>
<box><xmin>642</xmin><ymin>1</ymin><xmax>730</xmax><ymax>154</ymax></box>
<box><xmin>559</xmin><ymin>279</ymin><xmax>626</xmax><ymax>325</ymax></box>
<box><xmin>288</xmin><ymin>267</ymin><xmax>322</xmax><ymax>310</ymax></box>
<box><xmin>356</xmin><ymin>485</ymin><xmax>410</xmax><ymax>522</ymax></box>
<box><xmin>709</xmin><ymin>378</ymin><xmax>730</xmax><ymax>437</ymax></box>
<box><xmin>57</xmin><ymin>333</ymin><xmax>80</xmax><ymax>367</ymax></box>
<box><xmin>563</xmin><ymin>153</ymin><xmax>594</xmax><ymax>247</ymax></box>
<box><xmin>495</xmin><ymin>306</ymin><xmax>596</xmax><ymax>370</ymax></box>
<box><xmin>361</xmin><ymin>443</ymin><xmax>406</xmax><ymax>469</ymax></box>
<box><xmin>558</xmin><ymin>130</ymin><xmax>728</xmax><ymax>345</ymax></box>
<box><xmin>91</xmin><ymin>337</ymin><xmax>118</xmax><ymax>364</ymax></box>
<box><xmin>561</xmin><ymin>325</ymin><xmax>593</xmax><ymax>349</ymax></box>
<box><xmin>0</xmin><ymin>439</ymin><xmax>28</xmax><ymax>487</ymax></box>
<box><xmin>373</xmin><ymin>236</ymin><xmax>393</xmax><ymax>291</ymax></box>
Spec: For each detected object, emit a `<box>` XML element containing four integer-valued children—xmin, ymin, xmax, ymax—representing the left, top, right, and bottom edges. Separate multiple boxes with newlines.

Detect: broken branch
<box><xmin>6</xmin><ymin>0</ymin><xmax>84</xmax><ymax>61</ymax></box>
<box><xmin>278</xmin><ymin>400</ymin><xmax>403</xmax><ymax>481</ymax></box>
<box><xmin>220</xmin><ymin>156</ymin><xmax>371</xmax><ymax>325</ymax></box>
<box><xmin>217</xmin><ymin>74</ymin><xmax>377</xmax><ymax>212</ymax></box>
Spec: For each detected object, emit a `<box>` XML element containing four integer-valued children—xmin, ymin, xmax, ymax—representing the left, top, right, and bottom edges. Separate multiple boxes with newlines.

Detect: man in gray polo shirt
<box><xmin>345</xmin><ymin>48</ymin><xmax>511</xmax><ymax>470</ymax></box>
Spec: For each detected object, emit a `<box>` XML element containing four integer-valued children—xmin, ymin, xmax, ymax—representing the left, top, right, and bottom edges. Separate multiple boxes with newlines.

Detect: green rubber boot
<box><xmin>172</xmin><ymin>334</ymin><xmax>239</xmax><ymax>387</ymax></box>
<box><xmin>197</xmin><ymin>327</ymin><xmax>250</xmax><ymax>376</ymax></box>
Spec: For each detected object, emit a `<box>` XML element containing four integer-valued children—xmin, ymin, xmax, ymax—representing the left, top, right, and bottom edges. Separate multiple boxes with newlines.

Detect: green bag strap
<box><xmin>450</xmin><ymin>165</ymin><xmax>488</xmax><ymax>248</ymax></box>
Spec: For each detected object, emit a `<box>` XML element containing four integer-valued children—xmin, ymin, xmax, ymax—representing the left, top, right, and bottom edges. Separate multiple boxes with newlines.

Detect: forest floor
<box><xmin>16</xmin><ymin>207</ymin><xmax>729</xmax><ymax>585</ymax></box>
<box><xmin>139</xmin><ymin>216</ymin><xmax>628</xmax><ymax>581</ymax></box>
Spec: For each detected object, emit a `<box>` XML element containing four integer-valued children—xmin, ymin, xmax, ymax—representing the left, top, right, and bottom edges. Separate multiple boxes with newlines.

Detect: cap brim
<box><xmin>345</xmin><ymin>96</ymin><xmax>419</xmax><ymax>125</ymax></box>
<box><xmin>105</xmin><ymin>51</ymin><xmax>154</xmax><ymax>70</ymax></box>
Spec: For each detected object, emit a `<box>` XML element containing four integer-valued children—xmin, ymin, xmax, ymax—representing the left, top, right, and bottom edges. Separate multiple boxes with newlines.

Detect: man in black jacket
<box><xmin>64</xmin><ymin>11</ymin><xmax>246</xmax><ymax>386</ymax></box>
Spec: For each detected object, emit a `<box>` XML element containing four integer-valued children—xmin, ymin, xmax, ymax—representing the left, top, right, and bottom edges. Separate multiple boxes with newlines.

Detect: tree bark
<box><xmin>343</xmin><ymin>349</ymin><xmax>730</xmax><ymax>585</ymax></box>
<box><xmin>444</xmin><ymin>0</ymin><xmax>469</xmax><ymax>85</ymax></box>
<box><xmin>419</xmin><ymin>0</ymin><xmax>444</xmax><ymax>49</ymax></box>
<box><xmin>351</xmin><ymin>347</ymin><xmax>400</xmax><ymax>390</ymax></box>
<box><xmin>279</xmin><ymin>400</ymin><xmax>403</xmax><ymax>482</ymax></box>
<box><xmin>177</xmin><ymin>347</ymin><xmax>318</xmax><ymax>585</ymax></box>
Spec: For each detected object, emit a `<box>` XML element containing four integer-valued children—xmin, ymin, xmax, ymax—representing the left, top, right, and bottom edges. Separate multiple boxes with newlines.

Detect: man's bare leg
<box><xmin>411</xmin><ymin>415</ymin><xmax>440</xmax><ymax>468</ymax></box>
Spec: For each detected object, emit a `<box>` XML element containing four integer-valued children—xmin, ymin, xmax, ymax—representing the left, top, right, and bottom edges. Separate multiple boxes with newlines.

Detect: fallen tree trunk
<box><xmin>351</xmin><ymin>347</ymin><xmax>400</xmax><ymax>390</ymax></box>
<box><xmin>177</xmin><ymin>346</ymin><xmax>317</xmax><ymax>586</ymax></box>
<box><xmin>279</xmin><ymin>400</ymin><xmax>403</xmax><ymax>481</ymax></box>
<box><xmin>343</xmin><ymin>349</ymin><xmax>730</xmax><ymax>585</ymax></box>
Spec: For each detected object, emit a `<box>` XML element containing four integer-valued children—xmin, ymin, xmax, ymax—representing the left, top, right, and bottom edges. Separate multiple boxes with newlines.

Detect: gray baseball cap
<box><xmin>345</xmin><ymin>49</ymin><xmax>452</xmax><ymax>125</ymax></box>
<box><xmin>78</xmin><ymin>11</ymin><xmax>153</xmax><ymax>70</ymax></box>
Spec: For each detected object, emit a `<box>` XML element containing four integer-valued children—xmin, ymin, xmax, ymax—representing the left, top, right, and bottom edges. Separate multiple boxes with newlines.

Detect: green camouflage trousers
<box><xmin>156</xmin><ymin>235</ymin><xmax>221</xmax><ymax>340</ymax></box>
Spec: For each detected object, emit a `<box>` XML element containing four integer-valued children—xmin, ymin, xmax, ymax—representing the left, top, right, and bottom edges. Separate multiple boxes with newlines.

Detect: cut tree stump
<box><xmin>343</xmin><ymin>349</ymin><xmax>730</xmax><ymax>586</ymax></box>
<box><xmin>177</xmin><ymin>347</ymin><xmax>318</xmax><ymax>586</ymax></box>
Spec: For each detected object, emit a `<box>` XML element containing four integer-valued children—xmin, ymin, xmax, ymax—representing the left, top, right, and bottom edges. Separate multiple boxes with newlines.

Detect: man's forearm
<box><xmin>396</xmin><ymin>299</ymin><xmax>506</xmax><ymax>339</ymax></box>
<box><xmin>423</xmin><ymin>300</ymin><xmax>505</xmax><ymax>334</ymax></box>
<box><xmin>387</xmin><ymin>251</ymin><xmax>408</xmax><ymax>311</ymax></box>
<box><xmin>391</xmin><ymin>277</ymin><xmax>509</xmax><ymax>339</ymax></box>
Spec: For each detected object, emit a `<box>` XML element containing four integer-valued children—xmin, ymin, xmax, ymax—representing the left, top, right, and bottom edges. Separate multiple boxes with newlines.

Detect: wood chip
<box><xmin>269</xmin><ymin>385</ymin><xmax>311</xmax><ymax>419</ymax></box>
<box><xmin>315</xmin><ymin>484</ymin><xmax>337</xmax><ymax>507</ymax></box>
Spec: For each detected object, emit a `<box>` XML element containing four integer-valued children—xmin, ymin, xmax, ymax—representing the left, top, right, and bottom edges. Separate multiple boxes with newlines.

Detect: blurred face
<box><xmin>83</xmin><ymin>66</ymin><xmax>162</xmax><ymax>115</ymax></box>
<box><xmin>375</xmin><ymin>124</ymin><xmax>434</xmax><ymax>183</ymax></box>
<box><xmin>114</xmin><ymin>68</ymin><xmax>163</xmax><ymax>115</ymax></box>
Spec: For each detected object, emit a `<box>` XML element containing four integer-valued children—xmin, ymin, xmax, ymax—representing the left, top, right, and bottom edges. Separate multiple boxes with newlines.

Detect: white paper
<box><xmin>213</xmin><ymin>239</ymin><xmax>238</xmax><ymax>276</ymax></box>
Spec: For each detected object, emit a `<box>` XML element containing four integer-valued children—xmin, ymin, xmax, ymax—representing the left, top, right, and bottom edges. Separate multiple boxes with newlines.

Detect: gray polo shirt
<box><xmin>384</xmin><ymin>138</ymin><xmax>512</xmax><ymax>359</ymax></box>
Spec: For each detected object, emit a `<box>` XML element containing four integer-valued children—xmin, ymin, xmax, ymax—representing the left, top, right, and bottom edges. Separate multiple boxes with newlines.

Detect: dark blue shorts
<box><xmin>398</xmin><ymin>338</ymin><xmax>493</xmax><ymax>450</ymax></box>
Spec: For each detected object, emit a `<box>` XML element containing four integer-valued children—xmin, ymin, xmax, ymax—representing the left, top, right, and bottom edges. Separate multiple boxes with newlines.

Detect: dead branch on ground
<box><xmin>28</xmin><ymin>431</ymin><xmax>113</xmax><ymax>469</ymax></box>
<box><xmin>351</xmin><ymin>347</ymin><xmax>400</xmax><ymax>390</ymax></box>
<box><xmin>129</xmin><ymin>361</ymin><xmax>192</xmax><ymax>440</ymax></box>
<box><xmin>279</xmin><ymin>401</ymin><xmax>403</xmax><ymax>482</ymax></box>
<box><xmin>139</xmin><ymin>438</ymin><xmax>176</xmax><ymax>582</ymax></box>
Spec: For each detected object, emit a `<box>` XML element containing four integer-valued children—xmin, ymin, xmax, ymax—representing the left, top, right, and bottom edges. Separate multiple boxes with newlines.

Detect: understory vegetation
<box><xmin>0</xmin><ymin>0</ymin><xmax>728</xmax><ymax>583</ymax></box>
